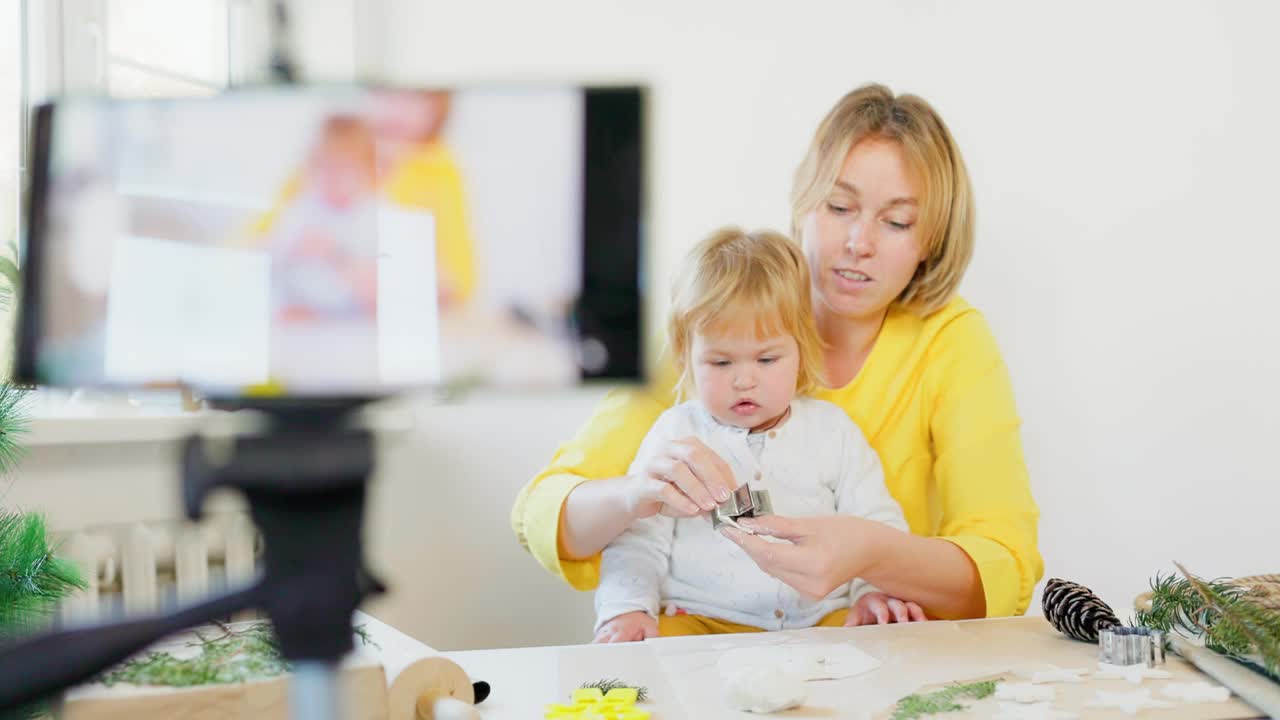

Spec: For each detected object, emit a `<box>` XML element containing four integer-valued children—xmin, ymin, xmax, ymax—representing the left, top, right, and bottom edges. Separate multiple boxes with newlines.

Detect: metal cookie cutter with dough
<box><xmin>711</xmin><ymin>485</ymin><xmax>773</xmax><ymax>534</ymax></box>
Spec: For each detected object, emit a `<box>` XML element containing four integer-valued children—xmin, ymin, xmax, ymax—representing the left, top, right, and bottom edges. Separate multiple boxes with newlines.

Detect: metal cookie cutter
<box><xmin>1099</xmin><ymin>626</ymin><xmax>1166</xmax><ymax>667</ymax></box>
<box><xmin>711</xmin><ymin>485</ymin><xmax>773</xmax><ymax>531</ymax></box>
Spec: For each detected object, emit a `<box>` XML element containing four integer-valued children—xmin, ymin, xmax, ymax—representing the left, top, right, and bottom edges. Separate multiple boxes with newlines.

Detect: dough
<box><xmin>1030</xmin><ymin>668</ymin><xmax>1089</xmax><ymax>684</ymax></box>
<box><xmin>996</xmin><ymin>682</ymin><xmax>1056</xmax><ymax>703</ymax></box>
<box><xmin>1094</xmin><ymin>662</ymin><xmax>1171</xmax><ymax>685</ymax></box>
<box><xmin>718</xmin><ymin>643</ymin><xmax>880</xmax><ymax>681</ymax></box>
<box><xmin>1087</xmin><ymin>688</ymin><xmax>1175</xmax><ymax>714</ymax></box>
<box><xmin>722</xmin><ymin>668</ymin><xmax>807</xmax><ymax>714</ymax></box>
<box><xmin>1161</xmin><ymin>681</ymin><xmax>1231</xmax><ymax>703</ymax></box>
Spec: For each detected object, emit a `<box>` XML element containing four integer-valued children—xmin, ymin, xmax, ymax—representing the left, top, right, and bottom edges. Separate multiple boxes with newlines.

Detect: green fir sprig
<box><xmin>0</xmin><ymin>510</ymin><xmax>85</xmax><ymax>720</ymax></box>
<box><xmin>0</xmin><ymin>511</ymin><xmax>85</xmax><ymax>639</ymax></box>
<box><xmin>1174</xmin><ymin>563</ymin><xmax>1280</xmax><ymax>677</ymax></box>
<box><xmin>890</xmin><ymin>680</ymin><xmax>997</xmax><ymax>720</ymax></box>
<box><xmin>100</xmin><ymin>621</ymin><xmax>378</xmax><ymax>688</ymax></box>
<box><xmin>0</xmin><ymin>383</ymin><xmax>29</xmax><ymax>478</ymax></box>
<box><xmin>1136</xmin><ymin>566</ymin><xmax>1280</xmax><ymax>679</ymax></box>
<box><xmin>579</xmin><ymin>677</ymin><xmax>649</xmax><ymax>702</ymax></box>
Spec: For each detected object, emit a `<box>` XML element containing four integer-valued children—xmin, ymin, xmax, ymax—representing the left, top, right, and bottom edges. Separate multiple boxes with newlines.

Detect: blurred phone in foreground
<box><xmin>16</xmin><ymin>84</ymin><xmax>646</xmax><ymax>399</ymax></box>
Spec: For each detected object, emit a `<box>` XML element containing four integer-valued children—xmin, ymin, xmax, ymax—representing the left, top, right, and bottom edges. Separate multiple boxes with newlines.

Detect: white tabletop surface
<box><xmin>360</xmin><ymin>615</ymin><xmax>1264</xmax><ymax>720</ymax></box>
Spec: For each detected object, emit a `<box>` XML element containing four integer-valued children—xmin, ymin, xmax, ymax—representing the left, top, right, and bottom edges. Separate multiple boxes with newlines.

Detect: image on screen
<box><xmin>17</xmin><ymin>85</ymin><xmax>644</xmax><ymax>397</ymax></box>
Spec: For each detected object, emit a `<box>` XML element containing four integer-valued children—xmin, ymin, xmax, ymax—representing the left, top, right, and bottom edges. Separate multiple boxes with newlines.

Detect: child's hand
<box><xmin>593</xmin><ymin>611</ymin><xmax>658</xmax><ymax>644</ymax></box>
<box><xmin>626</xmin><ymin>437</ymin><xmax>737</xmax><ymax>519</ymax></box>
<box><xmin>845</xmin><ymin>592</ymin><xmax>927</xmax><ymax>626</ymax></box>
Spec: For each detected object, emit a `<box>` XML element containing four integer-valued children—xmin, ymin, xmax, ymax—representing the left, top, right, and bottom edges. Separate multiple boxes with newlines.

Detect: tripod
<box><xmin>0</xmin><ymin>401</ymin><xmax>383</xmax><ymax>720</ymax></box>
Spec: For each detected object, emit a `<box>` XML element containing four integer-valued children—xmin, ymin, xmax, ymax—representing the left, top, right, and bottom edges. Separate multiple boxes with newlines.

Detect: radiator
<box><xmin>58</xmin><ymin>512</ymin><xmax>260</xmax><ymax>620</ymax></box>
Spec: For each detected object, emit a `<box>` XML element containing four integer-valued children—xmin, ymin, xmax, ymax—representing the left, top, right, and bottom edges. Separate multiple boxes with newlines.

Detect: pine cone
<box><xmin>1042</xmin><ymin>578</ymin><xmax>1120</xmax><ymax>643</ymax></box>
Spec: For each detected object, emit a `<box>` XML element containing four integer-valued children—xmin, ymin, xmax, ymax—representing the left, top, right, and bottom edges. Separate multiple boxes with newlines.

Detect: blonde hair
<box><xmin>669</xmin><ymin>227</ymin><xmax>827</xmax><ymax>397</ymax></box>
<box><xmin>791</xmin><ymin>83</ymin><xmax>975</xmax><ymax>316</ymax></box>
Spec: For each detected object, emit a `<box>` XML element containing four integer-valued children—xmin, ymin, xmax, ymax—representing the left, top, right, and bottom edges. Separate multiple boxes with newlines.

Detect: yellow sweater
<box><xmin>511</xmin><ymin>297</ymin><xmax>1044</xmax><ymax>617</ymax></box>
<box><xmin>381</xmin><ymin>141</ymin><xmax>477</xmax><ymax>304</ymax></box>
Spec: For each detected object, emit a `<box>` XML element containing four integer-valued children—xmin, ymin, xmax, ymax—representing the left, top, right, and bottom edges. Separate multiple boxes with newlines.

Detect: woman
<box><xmin>512</xmin><ymin>84</ymin><xmax>1042</xmax><ymax>623</ymax></box>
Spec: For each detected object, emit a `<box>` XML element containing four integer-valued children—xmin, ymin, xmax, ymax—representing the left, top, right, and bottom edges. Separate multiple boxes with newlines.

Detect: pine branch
<box><xmin>579</xmin><ymin>678</ymin><xmax>649</xmax><ymax>702</ymax></box>
<box><xmin>0</xmin><ymin>511</ymin><xmax>84</xmax><ymax>720</ymax></box>
<box><xmin>0</xmin><ymin>383</ymin><xmax>30</xmax><ymax>477</ymax></box>
<box><xmin>1136</xmin><ymin>572</ymin><xmax>1247</xmax><ymax>652</ymax></box>
<box><xmin>1175</xmin><ymin>563</ymin><xmax>1280</xmax><ymax>677</ymax></box>
<box><xmin>890</xmin><ymin>681</ymin><xmax>997</xmax><ymax>720</ymax></box>
<box><xmin>103</xmin><ymin>622</ymin><xmax>290</xmax><ymax>687</ymax></box>
<box><xmin>0</xmin><ymin>512</ymin><xmax>85</xmax><ymax>639</ymax></box>
<box><xmin>100</xmin><ymin>621</ymin><xmax>379</xmax><ymax>688</ymax></box>
<box><xmin>0</xmin><ymin>255</ymin><xmax>18</xmax><ymax>313</ymax></box>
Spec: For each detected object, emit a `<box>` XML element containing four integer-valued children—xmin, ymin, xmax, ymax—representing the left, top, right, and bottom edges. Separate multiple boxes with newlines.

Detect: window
<box><xmin>105</xmin><ymin>0</ymin><xmax>233</xmax><ymax>98</ymax></box>
<box><xmin>1</xmin><ymin>2</ymin><xmax>18</xmax><ymax>257</ymax></box>
<box><xmin>1</xmin><ymin>2</ymin><xmax>23</xmax><ymax>377</ymax></box>
<box><xmin>6</xmin><ymin>0</ymin><xmax>363</xmax><ymax>414</ymax></box>
<box><xmin>49</xmin><ymin>0</ymin><xmax>240</xmax><ymax>101</ymax></box>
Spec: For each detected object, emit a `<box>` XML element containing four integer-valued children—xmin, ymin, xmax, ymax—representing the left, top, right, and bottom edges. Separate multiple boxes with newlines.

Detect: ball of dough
<box><xmin>722</xmin><ymin>668</ymin><xmax>807</xmax><ymax>714</ymax></box>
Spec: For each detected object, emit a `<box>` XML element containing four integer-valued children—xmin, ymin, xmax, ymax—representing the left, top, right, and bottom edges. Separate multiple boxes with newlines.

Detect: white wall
<box><xmin>362</xmin><ymin>391</ymin><xmax>606</xmax><ymax>649</ymax></box>
<box><xmin>362</xmin><ymin>0</ymin><xmax>1280</xmax><ymax>623</ymax></box>
<box><xmin>8</xmin><ymin>0</ymin><xmax>1279</xmax><ymax>653</ymax></box>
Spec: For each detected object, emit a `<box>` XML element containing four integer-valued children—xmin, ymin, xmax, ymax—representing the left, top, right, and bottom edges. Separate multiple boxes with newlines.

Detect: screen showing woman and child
<box><xmin>22</xmin><ymin>85</ymin><xmax>643</xmax><ymax>396</ymax></box>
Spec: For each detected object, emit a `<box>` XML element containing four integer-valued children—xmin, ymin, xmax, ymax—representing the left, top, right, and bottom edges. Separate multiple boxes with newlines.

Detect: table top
<box><xmin>429</xmin><ymin>616</ymin><xmax>1265</xmax><ymax>720</ymax></box>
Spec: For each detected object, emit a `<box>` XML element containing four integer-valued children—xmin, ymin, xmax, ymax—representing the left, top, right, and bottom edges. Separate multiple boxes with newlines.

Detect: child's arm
<box><xmin>592</xmin><ymin>411</ymin><xmax>684</xmax><ymax>633</ymax></box>
<box><xmin>829</xmin><ymin>409</ymin><xmax>909</xmax><ymax>606</ymax></box>
<box><xmin>595</xmin><ymin>514</ymin><xmax>674</xmax><ymax>633</ymax></box>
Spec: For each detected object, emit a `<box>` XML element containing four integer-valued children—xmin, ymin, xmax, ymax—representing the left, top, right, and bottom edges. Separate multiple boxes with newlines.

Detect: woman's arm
<box><xmin>864</xmin><ymin>526</ymin><xmax>986</xmax><ymax>618</ymax></box>
<box><xmin>559</xmin><ymin>476</ymin><xmax>649</xmax><ymax>561</ymax></box>
<box><xmin>512</xmin><ymin>372</ymin><xmax>737</xmax><ymax>589</ymax></box>
<box><xmin>511</xmin><ymin>387</ymin><xmax>666</xmax><ymax>590</ymax></box>
<box><xmin>922</xmin><ymin>309</ymin><xmax>1043</xmax><ymax>617</ymax></box>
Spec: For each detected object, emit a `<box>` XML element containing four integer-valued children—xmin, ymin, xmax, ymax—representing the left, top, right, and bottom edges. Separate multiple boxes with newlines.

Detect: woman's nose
<box><xmin>845</xmin><ymin>221</ymin><xmax>874</xmax><ymax>257</ymax></box>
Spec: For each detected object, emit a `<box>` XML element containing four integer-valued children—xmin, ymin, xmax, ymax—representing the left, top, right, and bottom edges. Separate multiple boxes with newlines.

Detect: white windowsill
<box><xmin>21</xmin><ymin>388</ymin><xmax>204</xmax><ymax>446</ymax></box>
<box><xmin>23</xmin><ymin>395</ymin><xmax>419</xmax><ymax>447</ymax></box>
<box><xmin>25</xmin><ymin>412</ymin><xmax>207</xmax><ymax>447</ymax></box>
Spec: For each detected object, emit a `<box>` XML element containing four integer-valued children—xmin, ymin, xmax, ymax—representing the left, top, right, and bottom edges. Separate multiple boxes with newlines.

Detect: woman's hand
<box><xmin>626</xmin><ymin>437</ymin><xmax>737</xmax><ymax>519</ymax></box>
<box><xmin>592</xmin><ymin>611</ymin><xmax>658</xmax><ymax>644</ymax></box>
<box><xmin>720</xmin><ymin>514</ymin><xmax>887</xmax><ymax>600</ymax></box>
<box><xmin>559</xmin><ymin>443</ymin><xmax>736</xmax><ymax>560</ymax></box>
<box><xmin>845</xmin><ymin>592</ymin><xmax>927</xmax><ymax>626</ymax></box>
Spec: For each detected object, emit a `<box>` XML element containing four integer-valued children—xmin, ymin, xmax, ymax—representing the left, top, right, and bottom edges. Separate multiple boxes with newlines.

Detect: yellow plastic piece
<box><xmin>547</xmin><ymin>687</ymin><xmax>645</xmax><ymax>719</ymax></box>
<box><xmin>572</xmin><ymin>688</ymin><xmax>605</xmax><ymax>704</ymax></box>
<box><xmin>604</xmin><ymin>688</ymin><xmax>639</xmax><ymax>704</ymax></box>
<box><xmin>242</xmin><ymin>381</ymin><xmax>287</xmax><ymax>397</ymax></box>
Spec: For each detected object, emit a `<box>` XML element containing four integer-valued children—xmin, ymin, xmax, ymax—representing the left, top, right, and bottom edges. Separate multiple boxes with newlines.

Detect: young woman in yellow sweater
<box><xmin>512</xmin><ymin>83</ymin><xmax>1043</xmax><ymax>623</ymax></box>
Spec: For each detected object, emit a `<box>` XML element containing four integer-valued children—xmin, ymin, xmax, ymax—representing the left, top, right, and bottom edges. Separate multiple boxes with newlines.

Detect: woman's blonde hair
<box><xmin>669</xmin><ymin>227</ymin><xmax>827</xmax><ymax>397</ymax></box>
<box><xmin>791</xmin><ymin>83</ymin><xmax>975</xmax><ymax>315</ymax></box>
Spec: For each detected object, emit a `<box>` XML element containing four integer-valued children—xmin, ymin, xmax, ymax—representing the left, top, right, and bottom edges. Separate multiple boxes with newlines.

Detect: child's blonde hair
<box><xmin>669</xmin><ymin>227</ymin><xmax>827</xmax><ymax>397</ymax></box>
